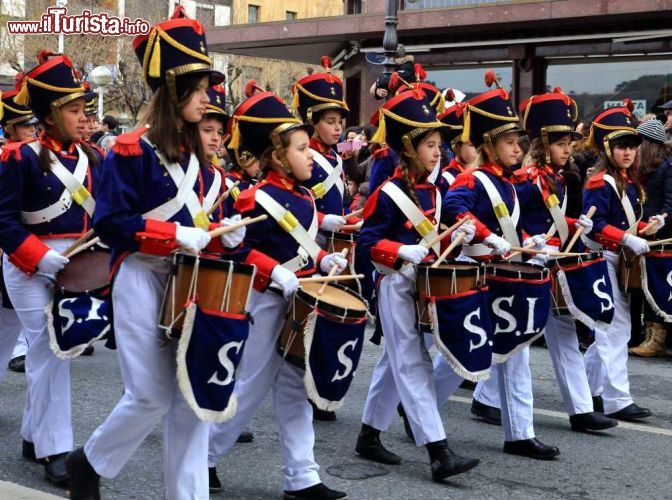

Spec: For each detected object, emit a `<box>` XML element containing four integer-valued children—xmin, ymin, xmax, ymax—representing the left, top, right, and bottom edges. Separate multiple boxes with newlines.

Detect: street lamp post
<box><xmin>382</xmin><ymin>0</ymin><xmax>400</xmax><ymax>81</ymax></box>
<box><xmin>56</xmin><ymin>0</ymin><xmax>68</xmax><ymax>53</ymax></box>
<box><xmin>91</xmin><ymin>66</ymin><xmax>113</xmax><ymax>121</ymax></box>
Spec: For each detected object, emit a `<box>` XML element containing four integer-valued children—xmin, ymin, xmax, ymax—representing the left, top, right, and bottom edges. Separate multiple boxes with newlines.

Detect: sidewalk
<box><xmin>0</xmin><ymin>481</ymin><xmax>63</xmax><ymax>499</ymax></box>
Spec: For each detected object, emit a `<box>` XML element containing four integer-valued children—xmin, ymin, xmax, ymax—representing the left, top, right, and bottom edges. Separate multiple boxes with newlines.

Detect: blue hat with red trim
<box><xmin>370</xmin><ymin>88</ymin><xmax>446</xmax><ymax>157</ymax></box>
<box><xmin>461</xmin><ymin>70</ymin><xmax>523</xmax><ymax>148</ymax></box>
<box><xmin>520</xmin><ymin>88</ymin><xmax>580</xmax><ymax>141</ymax></box>
<box><xmin>437</xmin><ymin>91</ymin><xmax>465</xmax><ymax>147</ymax></box>
<box><xmin>229</xmin><ymin>91</ymin><xmax>313</xmax><ymax>160</ymax></box>
<box><xmin>390</xmin><ymin>64</ymin><xmax>445</xmax><ymax>113</ymax></box>
<box><xmin>82</xmin><ymin>82</ymin><xmax>98</xmax><ymax>116</ymax></box>
<box><xmin>132</xmin><ymin>6</ymin><xmax>224</xmax><ymax>99</ymax></box>
<box><xmin>0</xmin><ymin>74</ymin><xmax>38</xmax><ymax>128</ymax></box>
<box><xmin>204</xmin><ymin>83</ymin><xmax>229</xmax><ymax>129</ymax></box>
<box><xmin>588</xmin><ymin>99</ymin><xmax>641</xmax><ymax>160</ymax></box>
<box><xmin>14</xmin><ymin>51</ymin><xmax>97</xmax><ymax>124</ymax></box>
<box><xmin>292</xmin><ymin>56</ymin><xmax>349</xmax><ymax>124</ymax></box>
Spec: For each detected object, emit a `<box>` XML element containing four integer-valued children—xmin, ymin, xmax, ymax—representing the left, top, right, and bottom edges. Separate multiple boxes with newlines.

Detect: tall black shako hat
<box><xmin>389</xmin><ymin>64</ymin><xmax>445</xmax><ymax>113</ymax></box>
<box><xmin>0</xmin><ymin>74</ymin><xmax>38</xmax><ymax>129</ymax></box>
<box><xmin>229</xmin><ymin>91</ymin><xmax>313</xmax><ymax>171</ymax></box>
<box><xmin>132</xmin><ymin>6</ymin><xmax>224</xmax><ymax>102</ymax></box>
<box><xmin>14</xmin><ymin>50</ymin><xmax>97</xmax><ymax>130</ymax></box>
<box><xmin>82</xmin><ymin>82</ymin><xmax>98</xmax><ymax>116</ymax></box>
<box><xmin>588</xmin><ymin>99</ymin><xmax>641</xmax><ymax>164</ymax></box>
<box><xmin>205</xmin><ymin>83</ymin><xmax>229</xmax><ymax>127</ymax></box>
<box><xmin>437</xmin><ymin>89</ymin><xmax>465</xmax><ymax>150</ymax></box>
<box><xmin>292</xmin><ymin>56</ymin><xmax>349</xmax><ymax>124</ymax></box>
<box><xmin>461</xmin><ymin>70</ymin><xmax>523</xmax><ymax>148</ymax></box>
<box><xmin>370</xmin><ymin>87</ymin><xmax>446</xmax><ymax>163</ymax></box>
<box><xmin>520</xmin><ymin>87</ymin><xmax>581</xmax><ymax>164</ymax></box>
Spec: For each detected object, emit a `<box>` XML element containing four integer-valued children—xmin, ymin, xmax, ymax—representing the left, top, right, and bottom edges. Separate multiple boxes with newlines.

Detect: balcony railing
<box><xmin>401</xmin><ymin>0</ymin><xmax>536</xmax><ymax>9</ymax></box>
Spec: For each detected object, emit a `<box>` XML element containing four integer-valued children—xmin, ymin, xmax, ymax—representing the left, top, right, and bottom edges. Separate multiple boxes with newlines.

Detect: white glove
<box><xmin>621</xmin><ymin>233</ymin><xmax>650</xmax><ymax>256</ymax></box>
<box><xmin>398</xmin><ymin>244</ymin><xmax>429</xmax><ymax>264</ymax></box>
<box><xmin>320</xmin><ymin>214</ymin><xmax>347</xmax><ymax>232</ymax></box>
<box><xmin>575</xmin><ymin>214</ymin><xmax>594</xmax><ymax>233</ymax></box>
<box><xmin>220</xmin><ymin>215</ymin><xmax>246</xmax><ymax>248</ymax></box>
<box><xmin>452</xmin><ymin>223</ymin><xmax>475</xmax><ymax>244</ymax></box>
<box><xmin>644</xmin><ymin>214</ymin><xmax>666</xmax><ymax>235</ymax></box>
<box><xmin>530</xmin><ymin>245</ymin><xmax>551</xmax><ymax>266</ymax></box>
<box><xmin>523</xmin><ymin>234</ymin><xmax>547</xmax><ymax>250</ymax></box>
<box><xmin>176</xmin><ymin>225</ymin><xmax>211</xmax><ymax>253</ymax></box>
<box><xmin>37</xmin><ymin>250</ymin><xmax>69</xmax><ymax>275</ymax></box>
<box><xmin>484</xmin><ymin>234</ymin><xmax>511</xmax><ymax>256</ymax></box>
<box><xmin>320</xmin><ymin>252</ymin><xmax>348</xmax><ymax>275</ymax></box>
<box><xmin>271</xmin><ymin>265</ymin><xmax>299</xmax><ymax>300</ymax></box>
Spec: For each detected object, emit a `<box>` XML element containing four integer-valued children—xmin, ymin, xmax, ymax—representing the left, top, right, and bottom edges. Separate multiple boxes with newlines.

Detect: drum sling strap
<box><xmin>309</xmin><ymin>149</ymin><xmax>344</xmax><ymax>200</ymax></box>
<box><xmin>427</xmin><ymin>158</ymin><xmax>442</xmax><ymax>185</ymax></box>
<box><xmin>254</xmin><ymin>189</ymin><xmax>321</xmax><ymax>272</ymax></box>
<box><xmin>142</xmin><ymin>137</ymin><xmax>221</xmax><ymax>229</ymax></box>
<box><xmin>21</xmin><ymin>142</ymin><xmax>94</xmax><ymax>225</ymax></box>
<box><xmin>581</xmin><ymin>174</ymin><xmax>639</xmax><ymax>251</ymax></box>
<box><xmin>465</xmin><ymin>171</ymin><xmax>521</xmax><ymax>261</ymax></box>
<box><xmin>535</xmin><ymin>176</ymin><xmax>569</xmax><ymax>245</ymax></box>
<box><xmin>441</xmin><ymin>170</ymin><xmax>456</xmax><ymax>186</ymax></box>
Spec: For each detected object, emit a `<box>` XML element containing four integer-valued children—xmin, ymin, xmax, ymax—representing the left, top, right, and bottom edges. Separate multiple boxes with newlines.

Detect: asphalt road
<box><xmin>1</xmin><ymin>334</ymin><xmax>671</xmax><ymax>499</ymax></box>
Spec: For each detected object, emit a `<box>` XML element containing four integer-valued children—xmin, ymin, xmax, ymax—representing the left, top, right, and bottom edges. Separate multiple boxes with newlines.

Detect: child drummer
<box><xmin>207</xmin><ymin>90</ymin><xmax>350</xmax><ymax>500</ymax></box>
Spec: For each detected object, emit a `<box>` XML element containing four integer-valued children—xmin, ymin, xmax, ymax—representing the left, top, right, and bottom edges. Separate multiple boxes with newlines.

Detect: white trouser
<box><xmin>584</xmin><ymin>251</ymin><xmax>633</xmax><ymax>414</ymax></box>
<box><xmin>362</xmin><ymin>271</ymin><xmax>445</xmax><ymax>446</ymax></box>
<box><xmin>469</xmin><ymin>348</ymin><xmax>535</xmax><ymax>441</ymax></box>
<box><xmin>432</xmin><ymin>352</ymin><xmax>468</xmax><ymax>408</ymax></box>
<box><xmin>544</xmin><ymin>313</ymin><xmax>593</xmax><ymax>415</ymax></box>
<box><xmin>472</xmin><ymin>312</ymin><xmax>594</xmax><ymax>416</ymax></box>
<box><xmin>84</xmin><ymin>254</ymin><xmax>208</xmax><ymax>500</ymax></box>
<box><xmin>0</xmin><ymin>305</ymin><xmax>24</xmax><ymax>383</ymax></box>
<box><xmin>208</xmin><ymin>289</ymin><xmax>320</xmax><ymax>492</ymax></box>
<box><xmin>3</xmin><ymin>239</ymin><xmax>73</xmax><ymax>458</ymax></box>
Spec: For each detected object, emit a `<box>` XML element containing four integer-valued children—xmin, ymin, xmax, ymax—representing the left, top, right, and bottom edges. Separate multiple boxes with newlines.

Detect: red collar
<box><xmin>479</xmin><ymin>162</ymin><xmax>506</xmax><ymax>179</ymax></box>
<box><xmin>392</xmin><ymin>165</ymin><xmax>431</xmax><ymax>186</ymax></box>
<box><xmin>39</xmin><ymin>133</ymin><xmax>78</xmax><ymax>156</ymax></box>
<box><xmin>263</xmin><ymin>170</ymin><xmax>301</xmax><ymax>192</ymax></box>
<box><xmin>310</xmin><ymin>136</ymin><xmax>336</xmax><ymax>158</ymax></box>
<box><xmin>447</xmin><ymin>158</ymin><xmax>464</xmax><ymax>172</ymax></box>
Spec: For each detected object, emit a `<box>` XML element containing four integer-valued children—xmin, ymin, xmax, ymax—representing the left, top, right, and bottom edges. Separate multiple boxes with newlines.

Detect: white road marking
<box><xmin>0</xmin><ymin>480</ymin><xmax>63</xmax><ymax>499</ymax></box>
<box><xmin>449</xmin><ymin>395</ymin><xmax>672</xmax><ymax>437</ymax></box>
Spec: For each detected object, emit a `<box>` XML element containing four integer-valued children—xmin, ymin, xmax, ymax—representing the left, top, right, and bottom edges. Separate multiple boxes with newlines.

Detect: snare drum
<box><xmin>159</xmin><ymin>253</ymin><xmax>256</xmax><ymax>336</ymax></box>
<box><xmin>617</xmin><ymin>247</ymin><xmax>641</xmax><ymax>293</ymax></box>
<box><xmin>277</xmin><ymin>282</ymin><xmax>368</xmax><ymax>369</ymax></box>
<box><xmin>325</xmin><ymin>231</ymin><xmax>359</xmax><ymax>288</ymax></box>
<box><xmin>56</xmin><ymin>246</ymin><xmax>110</xmax><ymax>294</ymax></box>
<box><xmin>415</xmin><ymin>262</ymin><xmax>482</xmax><ymax>332</ymax></box>
<box><xmin>548</xmin><ymin>252</ymin><xmax>603</xmax><ymax>315</ymax></box>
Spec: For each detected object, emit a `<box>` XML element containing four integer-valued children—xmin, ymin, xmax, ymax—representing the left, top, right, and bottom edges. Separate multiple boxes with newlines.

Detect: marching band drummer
<box><xmin>0</xmin><ymin>79</ymin><xmax>37</xmax><ymax>382</ymax></box>
<box><xmin>66</xmin><ymin>8</ymin><xmax>245</xmax><ymax>499</ymax></box>
<box><xmin>511</xmin><ymin>89</ymin><xmax>619</xmax><ymax>432</ymax></box>
<box><xmin>435</xmin><ymin>72</ymin><xmax>561</xmax><ymax>460</ymax></box>
<box><xmin>354</xmin><ymin>88</ymin><xmax>480</xmax><ymax>481</ymax></box>
<box><xmin>208</xmin><ymin>90</ymin><xmax>349</xmax><ymax>500</ymax></box>
<box><xmin>582</xmin><ymin>102</ymin><xmax>664</xmax><ymax>422</ymax></box>
<box><xmin>0</xmin><ymin>50</ymin><xmax>102</xmax><ymax>485</ymax></box>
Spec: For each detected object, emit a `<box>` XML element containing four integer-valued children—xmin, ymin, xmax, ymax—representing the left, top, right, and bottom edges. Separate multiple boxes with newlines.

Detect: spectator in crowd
<box><xmin>90</xmin><ymin>115</ymin><xmax>118</xmax><ymax>145</ymax></box>
<box><xmin>572</xmin><ymin>120</ymin><xmax>599</xmax><ymax>181</ymax></box>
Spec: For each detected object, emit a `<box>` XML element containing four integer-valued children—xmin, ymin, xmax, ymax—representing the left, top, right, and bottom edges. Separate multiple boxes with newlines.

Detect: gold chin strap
<box><xmin>541</xmin><ymin>128</ymin><xmax>551</xmax><ymax>165</ymax></box>
<box><xmin>401</xmin><ymin>134</ymin><xmax>423</xmax><ymax>171</ymax></box>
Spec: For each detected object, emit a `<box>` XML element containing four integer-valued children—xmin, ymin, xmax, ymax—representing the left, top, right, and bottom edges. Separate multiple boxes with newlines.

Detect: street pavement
<box><xmin>0</xmin><ymin>334</ymin><xmax>671</xmax><ymax>499</ymax></box>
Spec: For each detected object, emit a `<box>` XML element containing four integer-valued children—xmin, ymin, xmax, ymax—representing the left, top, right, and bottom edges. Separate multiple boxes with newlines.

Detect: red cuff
<box><xmin>596</xmin><ymin>224</ymin><xmax>626</xmax><ymax>250</ymax></box>
<box><xmin>134</xmin><ymin>219</ymin><xmax>178</xmax><ymax>255</ymax></box>
<box><xmin>458</xmin><ymin>212</ymin><xmax>491</xmax><ymax>243</ymax></box>
<box><xmin>205</xmin><ymin>222</ymin><xmax>227</xmax><ymax>254</ymax></box>
<box><xmin>317</xmin><ymin>211</ymin><xmax>325</xmax><ymax>228</ymax></box>
<box><xmin>8</xmin><ymin>234</ymin><xmax>50</xmax><ymax>275</ymax></box>
<box><xmin>316</xmin><ymin>250</ymin><xmax>329</xmax><ymax>270</ymax></box>
<box><xmin>371</xmin><ymin>239</ymin><xmax>403</xmax><ymax>267</ymax></box>
<box><xmin>637</xmin><ymin>220</ymin><xmax>649</xmax><ymax>234</ymax></box>
<box><xmin>345</xmin><ymin>215</ymin><xmax>361</xmax><ymax>225</ymax></box>
<box><xmin>244</xmin><ymin>249</ymin><xmax>279</xmax><ymax>291</ymax></box>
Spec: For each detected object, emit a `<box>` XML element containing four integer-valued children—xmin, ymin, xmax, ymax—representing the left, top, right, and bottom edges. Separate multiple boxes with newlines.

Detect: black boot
<box><xmin>284</xmin><ymin>482</ymin><xmax>347</xmax><ymax>499</ymax></box>
<box><xmin>397</xmin><ymin>403</ymin><xmax>414</xmax><ymax>442</ymax></box>
<box><xmin>606</xmin><ymin>403</ymin><xmax>653</xmax><ymax>422</ymax></box>
<box><xmin>8</xmin><ymin>355</ymin><xmax>25</xmax><ymax>372</ymax></box>
<box><xmin>209</xmin><ymin>467</ymin><xmax>222</xmax><ymax>493</ymax></box>
<box><xmin>66</xmin><ymin>447</ymin><xmax>100</xmax><ymax>499</ymax></box>
<box><xmin>426</xmin><ymin>440</ymin><xmax>479</xmax><ymax>481</ymax></box>
<box><xmin>236</xmin><ymin>430</ymin><xmax>254</xmax><ymax>443</ymax></box>
<box><xmin>22</xmin><ymin>439</ymin><xmax>40</xmax><ymax>463</ymax></box>
<box><xmin>310</xmin><ymin>400</ymin><xmax>336</xmax><ymax>422</ymax></box>
<box><xmin>592</xmin><ymin>395</ymin><xmax>604</xmax><ymax>413</ymax></box>
<box><xmin>355</xmin><ymin>424</ymin><xmax>401</xmax><ymax>465</ymax></box>
<box><xmin>471</xmin><ymin>399</ymin><xmax>501</xmax><ymax>426</ymax></box>
<box><xmin>503</xmin><ymin>438</ymin><xmax>560</xmax><ymax>460</ymax></box>
<box><xmin>570</xmin><ymin>412</ymin><xmax>618</xmax><ymax>432</ymax></box>
<box><xmin>44</xmin><ymin>452</ymin><xmax>69</xmax><ymax>486</ymax></box>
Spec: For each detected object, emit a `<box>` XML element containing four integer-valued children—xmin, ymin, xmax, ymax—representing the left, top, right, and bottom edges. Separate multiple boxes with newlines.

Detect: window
<box><xmin>248</xmin><ymin>4</ymin><xmax>260</xmax><ymax>23</ymax></box>
<box><xmin>286</xmin><ymin>11</ymin><xmax>297</xmax><ymax>20</ymax></box>
<box><xmin>426</xmin><ymin>65</ymin><xmax>513</xmax><ymax>101</ymax></box>
<box><xmin>346</xmin><ymin>0</ymin><xmax>362</xmax><ymax>14</ymax></box>
<box><xmin>196</xmin><ymin>5</ymin><xmax>215</xmax><ymax>27</ymax></box>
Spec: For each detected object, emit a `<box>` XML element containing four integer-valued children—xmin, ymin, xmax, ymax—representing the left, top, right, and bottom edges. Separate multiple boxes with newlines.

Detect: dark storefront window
<box><xmin>547</xmin><ymin>59</ymin><xmax>672</xmax><ymax>123</ymax></box>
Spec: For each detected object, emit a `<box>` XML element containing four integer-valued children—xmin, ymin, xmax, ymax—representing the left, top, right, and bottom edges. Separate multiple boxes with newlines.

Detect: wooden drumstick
<box><xmin>340</xmin><ymin>222</ymin><xmax>363</xmax><ymax>232</ymax></box>
<box><xmin>349</xmin><ymin>207</ymin><xmax>364</xmax><ymax>218</ymax></box>
<box><xmin>422</xmin><ymin>217</ymin><xmax>470</xmax><ymax>249</ymax></box>
<box><xmin>505</xmin><ymin>225</ymin><xmax>557</xmax><ymax>261</ymax></box>
<box><xmin>639</xmin><ymin>213</ymin><xmax>668</xmax><ymax>236</ymax></box>
<box><xmin>564</xmin><ymin>205</ymin><xmax>597</xmax><ymax>253</ymax></box>
<box><xmin>64</xmin><ymin>237</ymin><xmax>101</xmax><ymax>259</ymax></box>
<box><xmin>508</xmin><ymin>245</ymin><xmax>549</xmax><ymax>256</ymax></box>
<box><xmin>647</xmin><ymin>236</ymin><xmax>672</xmax><ymax>247</ymax></box>
<box><xmin>431</xmin><ymin>231</ymin><xmax>468</xmax><ymax>268</ymax></box>
<box><xmin>298</xmin><ymin>274</ymin><xmax>364</xmax><ymax>284</ymax></box>
<box><xmin>61</xmin><ymin>228</ymin><xmax>95</xmax><ymax>257</ymax></box>
<box><xmin>318</xmin><ymin>247</ymin><xmax>349</xmax><ymax>296</ymax></box>
<box><xmin>207</xmin><ymin>181</ymin><xmax>241</xmax><ymax>217</ymax></box>
<box><xmin>207</xmin><ymin>214</ymin><xmax>268</xmax><ymax>239</ymax></box>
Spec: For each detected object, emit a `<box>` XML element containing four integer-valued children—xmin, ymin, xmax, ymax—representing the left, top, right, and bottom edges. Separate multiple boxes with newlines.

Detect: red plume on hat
<box><xmin>388</xmin><ymin>72</ymin><xmax>401</xmax><ymax>93</ymax></box>
<box><xmin>414</xmin><ymin>63</ymin><xmax>427</xmax><ymax>82</ymax></box>
<box><xmin>484</xmin><ymin>69</ymin><xmax>504</xmax><ymax>90</ymax></box>
<box><xmin>623</xmin><ymin>98</ymin><xmax>634</xmax><ymax>112</ymax></box>
<box><xmin>212</xmin><ymin>83</ymin><xmax>226</xmax><ymax>96</ymax></box>
<box><xmin>37</xmin><ymin>49</ymin><xmax>56</xmax><ymax>65</ymax></box>
<box><xmin>445</xmin><ymin>88</ymin><xmax>456</xmax><ymax>101</ymax></box>
<box><xmin>171</xmin><ymin>5</ymin><xmax>188</xmax><ymax>18</ymax></box>
<box><xmin>244</xmin><ymin>79</ymin><xmax>264</xmax><ymax>98</ymax></box>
